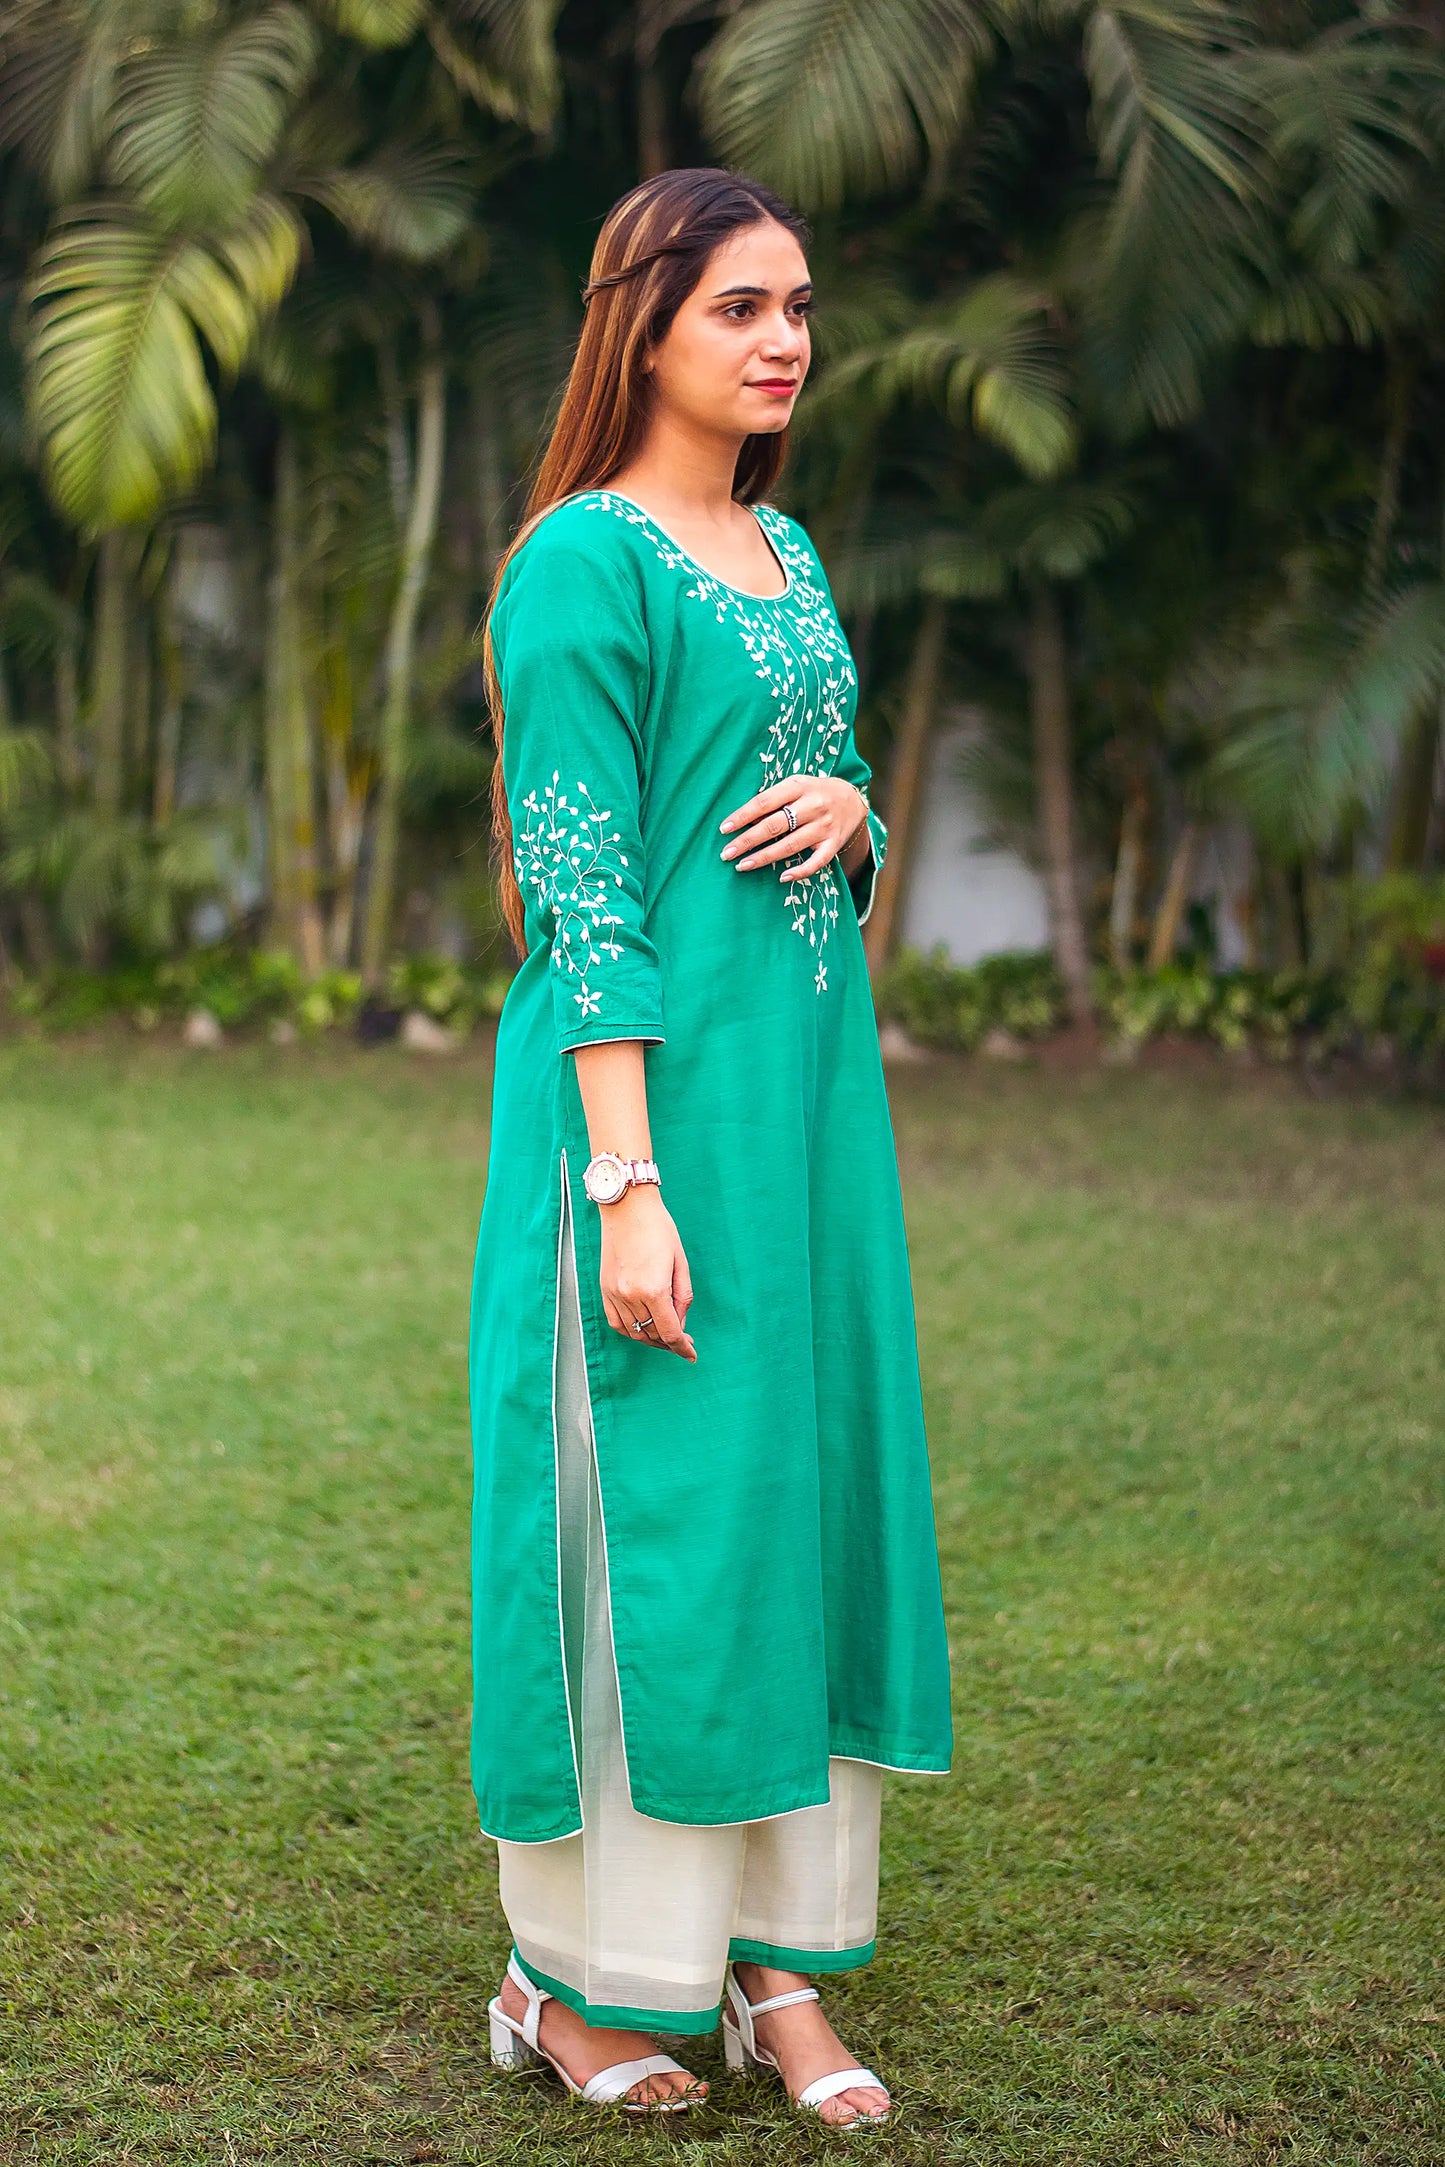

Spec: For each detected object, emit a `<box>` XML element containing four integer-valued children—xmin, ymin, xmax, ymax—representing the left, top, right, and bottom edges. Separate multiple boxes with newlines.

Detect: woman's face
<box><xmin>645</xmin><ymin>218</ymin><xmax>811</xmax><ymax>439</ymax></box>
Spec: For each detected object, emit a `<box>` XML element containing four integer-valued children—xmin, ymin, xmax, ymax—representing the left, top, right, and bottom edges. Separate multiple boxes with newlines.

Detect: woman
<box><xmin>468</xmin><ymin>168</ymin><xmax>953</xmax><ymax>2126</ymax></box>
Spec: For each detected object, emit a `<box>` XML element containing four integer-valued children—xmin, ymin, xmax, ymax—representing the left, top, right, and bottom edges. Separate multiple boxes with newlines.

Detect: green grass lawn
<box><xmin>1</xmin><ymin>1039</ymin><xmax>1442</xmax><ymax>2166</ymax></box>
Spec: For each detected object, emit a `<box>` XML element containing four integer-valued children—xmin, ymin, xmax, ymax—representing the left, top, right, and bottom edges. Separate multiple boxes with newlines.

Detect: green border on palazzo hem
<box><xmin>727</xmin><ymin>1936</ymin><xmax>876</xmax><ymax>1973</ymax></box>
<box><xmin>510</xmin><ymin>1948</ymin><xmax>723</xmax><ymax>2036</ymax></box>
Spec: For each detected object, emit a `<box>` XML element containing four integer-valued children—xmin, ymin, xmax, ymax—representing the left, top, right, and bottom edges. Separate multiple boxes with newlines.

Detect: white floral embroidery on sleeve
<box><xmin>514</xmin><ymin>770</ymin><xmax>631</xmax><ymax>1018</ymax></box>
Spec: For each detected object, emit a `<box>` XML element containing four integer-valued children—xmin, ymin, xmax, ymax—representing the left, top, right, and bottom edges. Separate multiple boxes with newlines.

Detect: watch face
<box><xmin>584</xmin><ymin>1154</ymin><xmax>629</xmax><ymax>1204</ymax></box>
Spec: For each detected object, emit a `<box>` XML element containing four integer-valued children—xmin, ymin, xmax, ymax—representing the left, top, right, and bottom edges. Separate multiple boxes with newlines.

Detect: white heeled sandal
<box><xmin>722</xmin><ymin>1963</ymin><xmax>891</xmax><ymax>2127</ymax></box>
<box><xmin>487</xmin><ymin>1952</ymin><xmax>699</xmax><ymax>2115</ymax></box>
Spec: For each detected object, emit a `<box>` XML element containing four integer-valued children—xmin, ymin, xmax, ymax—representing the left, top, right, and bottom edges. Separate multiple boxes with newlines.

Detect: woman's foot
<box><xmin>730</xmin><ymin>1962</ymin><xmax>890</xmax><ymax>2126</ymax></box>
<box><xmin>497</xmin><ymin>1970</ymin><xmax>705</xmax><ymax>2109</ymax></box>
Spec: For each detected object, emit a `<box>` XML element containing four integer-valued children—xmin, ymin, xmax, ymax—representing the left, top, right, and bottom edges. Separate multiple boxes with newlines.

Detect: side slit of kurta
<box><xmin>557</xmin><ymin>1144</ymin><xmax>638</xmax><ymax>1812</ymax></box>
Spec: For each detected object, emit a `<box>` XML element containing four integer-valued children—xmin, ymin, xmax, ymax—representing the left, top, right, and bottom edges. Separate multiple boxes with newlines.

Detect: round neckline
<box><xmin>589</xmin><ymin>488</ymin><xmax>793</xmax><ymax>602</ymax></box>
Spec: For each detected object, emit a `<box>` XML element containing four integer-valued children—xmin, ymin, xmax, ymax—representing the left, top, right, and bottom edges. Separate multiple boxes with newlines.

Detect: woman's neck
<box><xmin>609</xmin><ymin>413</ymin><xmax>746</xmax><ymax>522</ymax></box>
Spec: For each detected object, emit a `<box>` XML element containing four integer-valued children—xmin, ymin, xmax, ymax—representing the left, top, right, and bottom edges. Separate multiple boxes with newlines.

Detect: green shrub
<box><xmin>874</xmin><ymin>945</ymin><xmax>1065</xmax><ymax>1049</ymax></box>
<box><xmin>2</xmin><ymin>947</ymin><xmax>516</xmax><ymax>1038</ymax></box>
<box><xmin>874</xmin><ymin>939</ymin><xmax>1443</xmax><ymax>1080</ymax></box>
<box><xmin>1098</xmin><ymin>966</ymin><xmax>1352</xmax><ymax>1060</ymax></box>
<box><xmin>386</xmin><ymin>953</ymin><xmax>516</xmax><ymax>1030</ymax></box>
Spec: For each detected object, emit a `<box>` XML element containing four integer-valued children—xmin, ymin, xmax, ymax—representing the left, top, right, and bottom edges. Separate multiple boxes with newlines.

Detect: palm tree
<box><xmin>701</xmin><ymin>0</ymin><xmax>1445</xmax><ymax>992</ymax></box>
<box><xmin>3</xmin><ymin>0</ymin><xmax>561</xmax><ymax>967</ymax></box>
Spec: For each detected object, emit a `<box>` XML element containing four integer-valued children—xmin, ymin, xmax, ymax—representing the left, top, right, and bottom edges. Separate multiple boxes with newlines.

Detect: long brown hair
<box><xmin>482</xmin><ymin>167</ymin><xmax>812</xmax><ymax>954</ymax></box>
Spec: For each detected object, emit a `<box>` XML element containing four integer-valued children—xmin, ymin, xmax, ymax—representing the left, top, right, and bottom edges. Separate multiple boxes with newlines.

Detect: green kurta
<box><xmin>468</xmin><ymin>487</ymin><xmax>953</xmax><ymax>1843</ymax></box>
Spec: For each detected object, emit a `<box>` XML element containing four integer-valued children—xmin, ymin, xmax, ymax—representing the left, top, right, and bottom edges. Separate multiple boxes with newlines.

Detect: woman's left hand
<box><xmin>719</xmin><ymin>774</ymin><xmax>869</xmax><ymax>882</ymax></box>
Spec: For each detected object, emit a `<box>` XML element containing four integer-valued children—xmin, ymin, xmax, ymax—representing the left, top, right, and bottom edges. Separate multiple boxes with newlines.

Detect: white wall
<box><xmin>900</xmin><ymin>718</ymin><xmax>1051</xmax><ymax>964</ymax></box>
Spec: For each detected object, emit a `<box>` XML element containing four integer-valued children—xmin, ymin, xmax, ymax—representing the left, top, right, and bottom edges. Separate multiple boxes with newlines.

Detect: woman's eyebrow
<box><xmin>710</xmin><ymin>282</ymin><xmax>814</xmax><ymax>300</ymax></box>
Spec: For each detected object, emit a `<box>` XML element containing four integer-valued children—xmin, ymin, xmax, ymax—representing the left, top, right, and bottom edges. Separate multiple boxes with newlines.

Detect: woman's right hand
<box><xmin>599</xmin><ymin>1187</ymin><xmax>696</xmax><ymax>1360</ymax></box>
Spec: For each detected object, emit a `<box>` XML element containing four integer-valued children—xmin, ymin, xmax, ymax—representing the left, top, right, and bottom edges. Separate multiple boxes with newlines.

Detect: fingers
<box><xmin>718</xmin><ymin>774</ymin><xmax>806</xmax><ymax>836</ymax></box>
<box><xmin>603</xmin><ymin>1284</ymin><xmax>696</xmax><ymax>1360</ymax></box>
<box><xmin>736</xmin><ymin>820</ymin><xmax>830</xmax><ymax>872</ymax></box>
<box><xmin>778</xmin><ymin>841</ymin><xmax>835</xmax><ymax>880</ymax></box>
<box><xmin>721</xmin><ymin>777</ymin><xmax>860</xmax><ymax>874</ymax></box>
<box><xmin>721</xmin><ymin>801</ymin><xmax>821</xmax><ymax>865</ymax></box>
<box><xmin>643</xmin><ymin>1288</ymin><xmax>694</xmax><ymax>1358</ymax></box>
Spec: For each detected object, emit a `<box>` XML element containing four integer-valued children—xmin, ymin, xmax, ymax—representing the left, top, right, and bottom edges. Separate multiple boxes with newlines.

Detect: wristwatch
<box><xmin>582</xmin><ymin>1151</ymin><xmax>661</xmax><ymax>1205</ymax></box>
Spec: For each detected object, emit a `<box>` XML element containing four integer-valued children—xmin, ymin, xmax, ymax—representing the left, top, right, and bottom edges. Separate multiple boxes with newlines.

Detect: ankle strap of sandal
<box><xmin>741</xmin><ymin>1985</ymin><xmax>820</xmax><ymax>2017</ymax></box>
<box><xmin>506</xmin><ymin>1950</ymin><xmax>551</xmax><ymax>2047</ymax></box>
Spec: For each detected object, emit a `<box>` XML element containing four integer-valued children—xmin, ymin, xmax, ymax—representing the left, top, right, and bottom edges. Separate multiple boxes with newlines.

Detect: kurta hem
<box><xmin>823</xmin><ymin>1731</ymin><xmax>953</xmax><ymax>1774</ymax></box>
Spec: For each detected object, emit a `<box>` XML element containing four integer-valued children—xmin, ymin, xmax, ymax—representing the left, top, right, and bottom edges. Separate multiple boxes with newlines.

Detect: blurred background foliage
<box><xmin>1</xmin><ymin>0</ymin><xmax>1444</xmax><ymax>1069</ymax></box>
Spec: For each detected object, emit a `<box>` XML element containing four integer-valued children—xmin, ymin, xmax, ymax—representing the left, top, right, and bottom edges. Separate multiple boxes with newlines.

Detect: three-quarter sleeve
<box><xmin>834</xmin><ymin>729</ymin><xmax>889</xmax><ymax>927</ymax></box>
<box><xmin>493</xmin><ymin>529</ymin><xmax>666</xmax><ymax>1054</ymax></box>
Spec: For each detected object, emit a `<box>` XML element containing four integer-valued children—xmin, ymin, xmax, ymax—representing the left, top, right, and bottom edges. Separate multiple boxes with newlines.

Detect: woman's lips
<box><xmin>749</xmin><ymin>380</ymin><xmax>797</xmax><ymax>396</ymax></box>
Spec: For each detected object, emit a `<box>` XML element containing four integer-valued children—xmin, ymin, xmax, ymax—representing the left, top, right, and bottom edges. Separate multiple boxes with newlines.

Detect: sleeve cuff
<box><xmin>845</xmin><ymin>809</ymin><xmax>888</xmax><ymax>927</ymax></box>
<box><xmin>559</xmin><ymin>1022</ymin><xmax>667</xmax><ymax>1055</ymax></box>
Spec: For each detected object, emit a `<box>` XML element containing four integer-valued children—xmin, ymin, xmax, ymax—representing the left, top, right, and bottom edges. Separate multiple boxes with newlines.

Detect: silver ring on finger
<box><xmin>781</xmin><ymin>802</ymin><xmax>797</xmax><ymax>834</ymax></box>
<box><xmin>631</xmin><ymin>1314</ymin><xmax>653</xmax><ymax>1336</ymax></box>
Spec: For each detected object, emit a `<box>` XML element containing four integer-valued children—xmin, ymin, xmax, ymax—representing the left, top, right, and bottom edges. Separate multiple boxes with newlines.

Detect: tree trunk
<box><xmin>55</xmin><ymin>639</ymin><xmax>81</xmax><ymax>792</ymax></box>
<box><xmin>380</xmin><ymin>338</ymin><xmax>411</xmax><ymax>529</ymax></box>
<box><xmin>1364</xmin><ymin>344</ymin><xmax>1415</xmax><ymax>607</ymax></box>
<box><xmin>129</xmin><ymin>587</ymin><xmax>153</xmax><ymax>812</ymax></box>
<box><xmin>1387</xmin><ymin>708</ymin><xmax>1440</xmax><ymax>871</ymax></box>
<box><xmin>1025</xmin><ymin>583</ymin><xmax>1093</xmax><ymax>1025</ymax></box>
<box><xmin>1287</xmin><ymin>861</ymin><xmax>1311</xmax><ymax>968</ymax></box>
<box><xmin>152</xmin><ymin>559</ymin><xmax>183</xmax><ymax>828</ymax></box>
<box><xmin>635</xmin><ymin>16</ymin><xmax>669</xmax><ymax>177</ymax></box>
<box><xmin>863</xmin><ymin>594</ymin><xmax>947</xmax><ymax>974</ymax></box>
<box><xmin>1147</xmin><ymin>820</ymin><xmax>1199</xmax><ymax>969</ymax></box>
<box><xmin>89</xmin><ymin>530</ymin><xmax>130</xmax><ymax>816</ymax></box>
<box><xmin>18</xmin><ymin>891</ymin><xmax>55</xmax><ymax>972</ymax></box>
<box><xmin>362</xmin><ymin>306</ymin><xmax>447</xmax><ymax>988</ymax></box>
<box><xmin>475</xmin><ymin>388</ymin><xmax>507</xmax><ymax>591</ymax></box>
<box><xmin>1109</xmin><ymin>781</ymin><xmax>1148</xmax><ymax>969</ymax></box>
<box><xmin>1386</xmin><ymin>467</ymin><xmax>1445</xmax><ymax>868</ymax></box>
<box><xmin>264</xmin><ymin>426</ymin><xmax>325</xmax><ymax>973</ymax></box>
<box><xmin>320</xmin><ymin>627</ymin><xmax>365</xmax><ymax>968</ymax></box>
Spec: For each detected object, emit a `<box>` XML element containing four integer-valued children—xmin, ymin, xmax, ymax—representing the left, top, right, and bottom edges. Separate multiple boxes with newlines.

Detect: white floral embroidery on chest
<box><xmin>582</xmin><ymin>491</ymin><xmax>858</xmax><ymax>994</ymax></box>
<box><xmin>513</xmin><ymin>771</ymin><xmax>629</xmax><ymax>1019</ymax></box>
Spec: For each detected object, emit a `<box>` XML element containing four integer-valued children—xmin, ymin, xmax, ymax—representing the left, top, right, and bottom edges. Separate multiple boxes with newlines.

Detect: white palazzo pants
<box><xmin>491</xmin><ymin>1172</ymin><xmax>882</xmax><ymax>2034</ymax></box>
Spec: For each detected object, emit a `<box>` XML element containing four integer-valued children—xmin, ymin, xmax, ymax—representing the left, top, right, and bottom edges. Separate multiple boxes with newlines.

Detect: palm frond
<box><xmin>108</xmin><ymin>3</ymin><xmax>319</xmax><ymax>229</ymax></box>
<box><xmin>818</xmin><ymin>274</ymin><xmax>1075</xmax><ymax>480</ymax></box>
<box><xmin>824</xmin><ymin>530</ymin><xmax>932</xmax><ymax>612</ymax></box>
<box><xmin>1253</xmin><ymin>27</ymin><xmax>1436</xmax><ymax>273</ymax></box>
<box><xmin>697</xmin><ymin>0</ymin><xmax>991</xmax><ymax>210</ymax></box>
<box><xmin>0</xmin><ymin>571</ymin><xmax>84</xmax><ymax>669</ymax></box>
<box><xmin>920</xmin><ymin>532</ymin><xmax>1009</xmax><ymax>601</ymax></box>
<box><xmin>0</xmin><ymin>0</ymin><xmax>168</xmax><ymax>202</ymax></box>
<box><xmin>1250</xmin><ymin>263</ymin><xmax>1391</xmax><ymax>349</ymax></box>
<box><xmin>0</xmin><ymin>726</ymin><xmax>51</xmax><ymax>809</ymax></box>
<box><xmin>27</xmin><ymin>194</ymin><xmax>303</xmax><ymax>529</ymax></box>
<box><xmin>431</xmin><ymin>0</ymin><xmax>563</xmax><ymax>131</ymax></box>
<box><xmin>303</xmin><ymin>143</ymin><xmax>473</xmax><ymax>260</ymax></box>
<box><xmin>979</xmin><ymin>479</ymin><xmax>1137</xmax><ymax>582</ymax></box>
<box><xmin>1</xmin><ymin>803</ymin><xmax>224</xmax><ymax>950</ymax></box>
<box><xmin>317</xmin><ymin>0</ymin><xmax>429</xmax><ymax>48</ymax></box>
<box><xmin>1075</xmin><ymin>2</ymin><xmax>1269</xmax><ymax>429</ymax></box>
<box><xmin>1207</xmin><ymin>581</ymin><xmax>1445</xmax><ymax>851</ymax></box>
